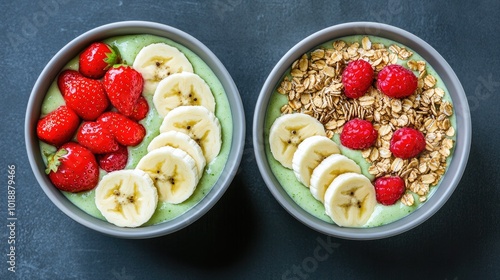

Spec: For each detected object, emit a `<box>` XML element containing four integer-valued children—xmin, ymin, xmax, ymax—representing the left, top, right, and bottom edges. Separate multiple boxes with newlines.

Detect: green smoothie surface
<box><xmin>264</xmin><ymin>35</ymin><xmax>456</xmax><ymax>227</ymax></box>
<box><xmin>39</xmin><ymin>34</ymin><xmax>233</xmax><ymax>226</ymax></box>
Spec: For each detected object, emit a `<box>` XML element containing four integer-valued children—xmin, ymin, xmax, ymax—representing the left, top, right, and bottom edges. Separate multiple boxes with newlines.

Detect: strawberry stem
<box><xmin>45</xmin><ymin>148</ymin><xmax>68</xmax><ymax>174</ymax></box>
<box><xmin>104</xmin><ymin>46</ymin><xmax>118</xmax><ymax>68</ymax></box>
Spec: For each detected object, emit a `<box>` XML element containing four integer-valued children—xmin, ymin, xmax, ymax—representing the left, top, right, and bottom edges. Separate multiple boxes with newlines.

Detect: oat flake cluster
<box><xmin>276</xmin><ymin>36</ymin><xmax>455</xmax><ymax>206</ymax></box>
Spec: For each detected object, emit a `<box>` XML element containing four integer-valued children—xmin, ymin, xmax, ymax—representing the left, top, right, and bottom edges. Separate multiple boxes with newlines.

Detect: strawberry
<box><xmin>57</xmin><ymin>70</ymin><xmax>80</xmax><ymax>95</ymax></box>
<box><xmin>76</xmin><ymin>121</ymin><xmax>120</xmax><ymax>154</ymax></box>
<box><xmin>36</xmin><ymin>106</ymin><xmax>80</xmax><ymax>147</ymax></box>
<box><xmin>104</xmin><ymin>65</ymin><xmax>144</xmax><ymax>116</ymax></box>
<box><xmin>79</xmin><ymin>42</ymin><xmax>118</xmax><ymax>79</ymax></box>
<box><xmin>97</xmin><ymin>112</ymin><xmax>146</xmax><ymax>147</ymax></box>
<box><xmin>129</xmin><ymin>96</ymin><xmax>149</xmax><ymax>121</ymax></box>
<box><xmin>58</xmin><ymin>70</ymin><xmax>109</xmax><ymax>121</ymax></box>
<box><xmin>45</xmin><ymin>142</ymin><xmax>99</xmax><ymax>192</ymax></box>
<box><xmin>97</xmin><ymin>145</ymin><xmax>128</xmax><ymax>172</ymax></box>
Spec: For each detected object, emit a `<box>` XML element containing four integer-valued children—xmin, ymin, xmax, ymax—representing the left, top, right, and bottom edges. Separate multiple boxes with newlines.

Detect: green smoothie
<box><xmin>39</xmin><ymin>34</ymin><xmax>233</xmax><ymax>226</ymax></box>
<box><xmin>265</xmin><ymin>35</ymin><xmax>456</xmax><ymax>227</ymax></box>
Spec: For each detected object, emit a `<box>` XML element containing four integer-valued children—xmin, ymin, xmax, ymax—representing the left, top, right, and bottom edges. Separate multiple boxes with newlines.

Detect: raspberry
<box><xmin>374</xmin><ymin>176</ymin><xmax>405</xmax><ymax>206</ymax></box>
<box><xmin>97</xmin><ymin>145</ymin><xmax>128</xmax><ymax>172</ymax></box>
<box><xmin>340</xmin><ymin>118</ymin><xmax>378</xmax><ymax>150</ymax></box>
<box><xmin>377</xmin><ymin>64</ymin><xmax>418</xmax><ymax>98</ymax></box>
<box><xmin>341</xmin><ymin>59</ymin><xmax>374</xmax><ymax>98</ymax></box>
<box><xmin>390</xmin><ymin>127</ymin><xmax>426</xmax><ymax>159</ymax></box>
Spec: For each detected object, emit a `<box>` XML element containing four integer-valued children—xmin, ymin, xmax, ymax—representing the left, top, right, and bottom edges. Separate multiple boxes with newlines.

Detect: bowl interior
<box><xmin>26</xmin><ymin>21</ymin><xmax>245</xmax><ymax>238</ymax></box>
<box><xmin>253</xmin><ymin>22</ymin><xmax>471</xmax><ymax>240</ymax></box>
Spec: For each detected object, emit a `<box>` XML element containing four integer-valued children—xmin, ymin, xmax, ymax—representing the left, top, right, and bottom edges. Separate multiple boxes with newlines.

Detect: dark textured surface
<box><xmin>1</xmin><ymin>0</ymin><xmax>499</xmax><ymax>279</ymax></box>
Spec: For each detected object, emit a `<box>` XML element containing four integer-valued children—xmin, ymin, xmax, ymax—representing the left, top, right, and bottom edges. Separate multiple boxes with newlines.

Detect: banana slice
<box><xmin>159</xmin><ymin>106</ymin><xmax>221</xmax><ymax>164</ymax></box>
<box><xmin>136</xmin><ymin>146</ymin><xmax>199</xmax><ymax>204</ymax></box>
<box><xmin>95</xmin><ymin>169</ymin><xmax>158</xmax><ymax>228</ymax></box>
<box><xmin>310</xmin><ymin>154</ymin><xmax>361</xmax><ymax>202</ymax></box>
<box><xmin>153</xmin><ymin>72</ymin><xmax>216</xmax><ymax>117</ymax></box>
<box><xmin>147</xmin><ymin>131</ymin><xmax>206</xmax><ymax>177</ymax></box>
<box><xmin>132</xmin><ymin>43</ymin><xmax>194</xmax><ymax>94</ymax></box>
<box><xmin>292</xmin><ymin>135</ymin><xmax>340</xmax><ymax>187</ymax></box>
<box><xmin>269</xmin><ymin>113</ymin><xmax>326</xmax><ymax>169</ymax></box>
<box><xmin>323</xmin><ymin>172</ymin><xmax>376</xmax><ymax>227</ymax></box>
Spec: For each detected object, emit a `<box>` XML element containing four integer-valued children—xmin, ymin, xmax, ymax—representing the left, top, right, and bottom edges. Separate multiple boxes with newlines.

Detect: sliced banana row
<box><xmin>269</xmin><ymin>113</ymin><xmax>376</xmax><ymax>227</ymax></box>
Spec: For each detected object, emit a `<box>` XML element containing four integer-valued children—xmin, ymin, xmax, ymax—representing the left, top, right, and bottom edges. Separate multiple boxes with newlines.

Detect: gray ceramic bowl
<box><xmin>26</xmin><ymin>21</ymin><xmax>245</xmax><ymax>238</ymax></box>
<box><xmin>253</xmin><ymin>22</ymin><xmax>471</xmax><ymax>240</ymax></box>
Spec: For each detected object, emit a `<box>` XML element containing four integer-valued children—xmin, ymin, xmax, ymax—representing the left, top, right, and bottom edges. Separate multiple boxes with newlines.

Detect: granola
<box><xmin>276</xmin><ymin>36</ymin><xmax>455</xmax><ymax>206</ymax></box>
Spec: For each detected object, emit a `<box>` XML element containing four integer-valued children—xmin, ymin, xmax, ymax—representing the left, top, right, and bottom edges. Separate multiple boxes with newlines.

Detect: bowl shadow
<box><xmin>136</xmin><ymin>175</ymin><xmax>256</xmax><ymax>270</ymax></box>
<box><xmin>336</xmin><ymin>144</ymin><xmax>490</xmax><ymax>278</ymax></box>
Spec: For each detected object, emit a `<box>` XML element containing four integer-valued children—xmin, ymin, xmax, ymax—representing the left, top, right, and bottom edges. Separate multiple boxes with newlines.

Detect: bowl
<box><xmin>253</xmin><ymin>22</ymin><xmax>471</xmax><ymax>240</ymax></box>
<box><xmin>25</xmin><ymin>21</ymin><xmax>245</xmax><ymax>238</ymax></box>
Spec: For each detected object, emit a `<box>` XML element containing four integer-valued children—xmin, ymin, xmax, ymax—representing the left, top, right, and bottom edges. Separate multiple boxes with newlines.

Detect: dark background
<box><xmin>1</xmin><ymin>1</ymin><xmax>499</xmax><ymax>279</ymax></box>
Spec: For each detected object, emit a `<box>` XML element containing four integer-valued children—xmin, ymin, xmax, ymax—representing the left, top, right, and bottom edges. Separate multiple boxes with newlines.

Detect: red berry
<box><xmin>377</xmin><ymin>64</ymin><xmax>418</xmax><ymax>98</ymax></box>
<box><xmin>341</xmin><ymin>59</ymin><xmax>374</xmax><ymax>98</ymax></box>
<box><xmin>340</xmin><ymin>118</ymin><xmax>378</xmax><ymax>150</ymax></box>
<box><xmin>45</xmin><ymin>142</ymin><xmax>99</xmax><ymax>192</ymax></box>
<box><xmin>57</xmin><ymin>70</ymin><xmax>80</xmax><ymax>95</ymax></box>
<box><xmin>97</xmin><ymin>145</ymin><xmax>128</xmax><ymax>172</ymax></box>
<box><xmin>76</xmin><ymin>121</ymin><xmax>120</xmax><ymax>154</ymax></box>
<box><xmin>129</xmin><ymin>96</ymin><xmax>149</xmax><ymax>121</ymax></box>
<box><xmin>36</xmin><ymin>106</ymin><xmax>80</xmax><ymax>147</ymax></box>
<box><xmin>97</xmin><ymin>112</ymin><xmax>146</xmax><ymax>147</ymax></box>
<box><xmin>58</xmin><ymin>70</ymin><xmax>109</xmax><ymax>120</ymax></box>
<box><xmin>104</xmin><ymin>65</ymin><xmax>144</xmax><ymax>116</ymax></box>
<box><xmin>79</xmin><ymin>42</ymin><xmax>118</xmax><ymax>79</ymax></box>
<box><xmin>390</xmin><ymin>127</ymin><xmax>426</xmax><ymax>159</ymax></box>
<box><xmin>374</xmin><ymin>176</ymin><xmax>405</xmax><ymax>205</ymax></box>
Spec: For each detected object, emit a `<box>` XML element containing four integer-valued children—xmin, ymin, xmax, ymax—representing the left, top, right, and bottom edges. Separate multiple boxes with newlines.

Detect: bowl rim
<box><xmin>25</xmin><ymin>20</ymin><xmax>245</xmax><ymax>239</ymax></box>
<box><xmin>253</xmin><ymin>21</ymin><xmax>471</xmax><ymax>240</ymax></box>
